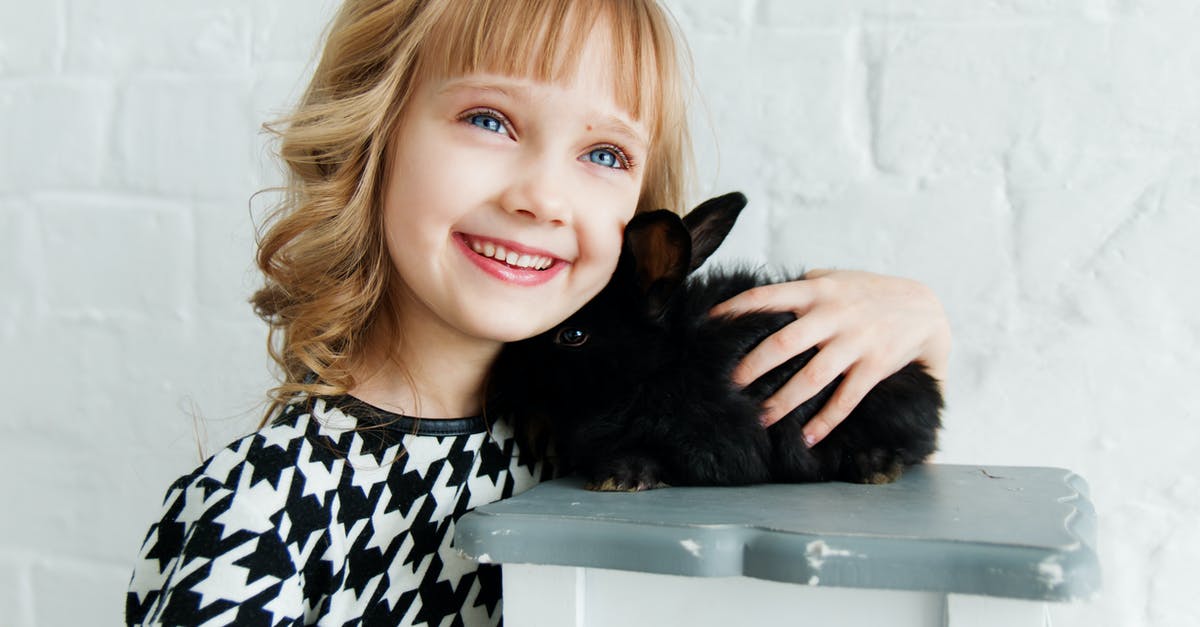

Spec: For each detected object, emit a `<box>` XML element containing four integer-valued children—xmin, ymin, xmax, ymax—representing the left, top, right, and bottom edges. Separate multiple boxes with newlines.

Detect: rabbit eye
<box><xmin>554</xmin><ymin>327</ymin><xmax>589</xmax><ymax>347</ymax></box>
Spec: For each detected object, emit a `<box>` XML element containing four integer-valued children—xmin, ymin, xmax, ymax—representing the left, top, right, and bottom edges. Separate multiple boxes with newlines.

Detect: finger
<box><xmin>801</xmin><ymin>363</ymin><xmax>882</xmax><ymax>447</ymax></box>
<box><xmin>731</xmin><ymin>312</ymin><xmax>836</xmax><ymax>386</ymax></box>
<box><xmin>759</xmin><ymin>339</ymin><xmax>858</xmax><ymax>428</ymax></box>
<box><xmin>709</xmin><ymin>280</ymin><xmax>821</xmax><ymax>319</ymax></box>
<box><xmin>802</xmin><ymin>268</ymin><xmax>834</xmax><ymax>280</ymax></box>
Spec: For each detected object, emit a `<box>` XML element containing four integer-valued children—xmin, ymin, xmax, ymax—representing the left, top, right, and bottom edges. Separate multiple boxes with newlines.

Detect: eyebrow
<box><xmin>438</xmin><ymin>78</ymin><xmax>649</xmax><ymax>150</ymax></box>
<box><xmin>590</xmin><ymin>116</ymin><xmax>649</xmax><ymax>152</ymax></box>
<box><xmin>438</xmin><ymin>78</ymin><xmax>520</xmax><ymax>99</ymax></box>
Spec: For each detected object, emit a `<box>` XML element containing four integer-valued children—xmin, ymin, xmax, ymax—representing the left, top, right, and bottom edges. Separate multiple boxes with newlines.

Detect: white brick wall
<box><xmin>2</xmin><ymin>1</ymin><xmax>1195</xmax><ymax>624</ymax></box>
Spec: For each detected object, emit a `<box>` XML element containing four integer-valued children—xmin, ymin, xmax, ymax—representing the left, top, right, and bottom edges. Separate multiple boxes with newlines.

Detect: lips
<box><xmin>454</xmin><ymin>233</ymin><xmax>569</xmax><ymax>286</ymax></box>
<box><xmin>464</xmin><ymin>236</ymin><xmax>555</xmax><ymax>270</ymax></box>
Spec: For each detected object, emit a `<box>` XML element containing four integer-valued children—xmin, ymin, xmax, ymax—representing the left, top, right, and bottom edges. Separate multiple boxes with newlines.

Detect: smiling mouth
<box><xmin>461</xmin><ymin>235</ymin><xmax>557</xmax><ymax>270</ymax></box>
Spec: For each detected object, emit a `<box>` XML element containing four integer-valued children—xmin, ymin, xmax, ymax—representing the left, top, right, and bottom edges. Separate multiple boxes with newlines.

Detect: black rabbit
<box><xmin>488</xmin><ymin>192</ymin><xmax>942</xmax><ymax>491</ymax></box>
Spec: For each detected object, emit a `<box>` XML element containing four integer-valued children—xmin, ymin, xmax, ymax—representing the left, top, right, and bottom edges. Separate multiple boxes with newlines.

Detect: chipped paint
<box><xmin>1037</xmin><ymin>556</ymin><xmax>1064</xmax><ymax>587</ymax></box>
<box><xmin>805</xmin><ymin>540</ymin><xmax>859</xmax><ymax>570</ymax></box>
<box><xmin>680</xmin><ymin>538</ymin><xmax>702</xmax><ymax>557</ymax></box>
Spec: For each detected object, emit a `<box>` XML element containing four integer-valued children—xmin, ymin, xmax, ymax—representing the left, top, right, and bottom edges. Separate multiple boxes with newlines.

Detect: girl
<box><xmin>126</xmin><ymin>0</ymin><xmax>950</xmax><ymax>625</ymax></box>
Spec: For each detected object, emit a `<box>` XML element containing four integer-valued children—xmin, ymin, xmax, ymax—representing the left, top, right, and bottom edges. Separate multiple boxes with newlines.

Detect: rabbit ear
<box><xmin>624</xmin><ymin>209</ymin><xmax>693</xmax><ymax>319</ymax></box>
<box><xmin>682</xmin><ymin>192</ymin><xmax>748</xmax><ymax>272</ymax></box>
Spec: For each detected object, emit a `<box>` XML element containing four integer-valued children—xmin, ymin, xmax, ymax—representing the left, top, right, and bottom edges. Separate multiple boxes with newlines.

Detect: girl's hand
<box><xmin>709</xmin><ymin>269</ymin><xmax>950</xmax><ymax>446</ymax></box>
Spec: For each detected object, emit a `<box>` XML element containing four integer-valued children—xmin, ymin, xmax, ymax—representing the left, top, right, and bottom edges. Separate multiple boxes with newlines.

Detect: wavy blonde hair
<box><xmin>252</xmin><ymin>0</ymin><xmax>694</xmax><ymax>419</ymax></box>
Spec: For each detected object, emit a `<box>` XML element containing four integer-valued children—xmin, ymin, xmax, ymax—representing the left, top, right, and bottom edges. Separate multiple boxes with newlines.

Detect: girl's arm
<box><xmin>710</xmin><ymin>269</ymin><xmax>951</xmax><ymax>446</ymax></box>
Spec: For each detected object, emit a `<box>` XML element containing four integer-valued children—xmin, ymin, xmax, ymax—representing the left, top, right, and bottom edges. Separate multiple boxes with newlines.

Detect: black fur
<box><xmin>488</xmin><ymin>192</ymin><xmax>943</xmax><ymax>491</ymax></box>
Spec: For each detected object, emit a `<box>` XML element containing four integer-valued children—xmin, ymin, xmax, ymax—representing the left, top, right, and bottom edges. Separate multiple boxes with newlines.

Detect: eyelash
<box><xmin>593</xmin><ymin>143</ymin><xmax>636</xmax><ymax>171</ymax></box>
<box><xmin>457</xmin><ymin>107</ymin><xmax>636</xmax><ymax>171</ymax></box>
<box><xmin>459</xmin><ymin>107</ymin><xmax>514</xmax><ymax>136</ymax></box>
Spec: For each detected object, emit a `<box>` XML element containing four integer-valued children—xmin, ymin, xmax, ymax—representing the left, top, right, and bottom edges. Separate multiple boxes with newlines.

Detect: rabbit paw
<box><xmin>585</xmin><ymin>456</ymin><xmax>669</xmax><ymax>492</ymax></box>
<box><xmin>851</xmin><ymin>449</ymin><xmax>905</xmax><ymax>485</ymax></box>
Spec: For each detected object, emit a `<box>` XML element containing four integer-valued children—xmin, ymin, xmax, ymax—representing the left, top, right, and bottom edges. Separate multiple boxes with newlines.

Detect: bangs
<box><xmin>417</xmin><ymin>0</ymin><xmax>666</xmax><ymax>136</ymax></box>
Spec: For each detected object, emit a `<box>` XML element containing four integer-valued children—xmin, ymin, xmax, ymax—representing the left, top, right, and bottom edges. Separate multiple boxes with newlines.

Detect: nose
<box><xmin>498</xmin><ymin>153</ymin><xmax>570</xmax><ymax>226</ymax></box>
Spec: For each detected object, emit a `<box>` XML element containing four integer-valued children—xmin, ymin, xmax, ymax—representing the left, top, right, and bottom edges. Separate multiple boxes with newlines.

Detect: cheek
<box><xmin>567</xmin><ymin>205</ymin><xmax>632</xmax><ymax>309</ymax></box>
<box><xmin>594</xmin><ymin>226</ymin><xmax>625</xmax><ymax>276</ymax></box>
<box><xmin>580</xmin><ymin>201</ymin><xmax>633</xmax><ymax>269</ymax></box>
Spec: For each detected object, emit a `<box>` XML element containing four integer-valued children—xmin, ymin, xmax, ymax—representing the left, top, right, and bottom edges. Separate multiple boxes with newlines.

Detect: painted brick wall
<box><xmin>2</xmin><ymin>1</ymin><xmax>1196</xmax><ymax>625</ymax></box>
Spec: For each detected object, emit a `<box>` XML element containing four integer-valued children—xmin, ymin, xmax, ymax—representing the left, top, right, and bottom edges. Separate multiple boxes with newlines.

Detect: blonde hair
<box><xmin>252</xmin><ymin>0</ymin><xmax>694</xmax><ymax>419</ymax></box>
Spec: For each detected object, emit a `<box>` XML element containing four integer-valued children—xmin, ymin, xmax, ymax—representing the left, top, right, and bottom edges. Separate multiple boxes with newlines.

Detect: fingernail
<box><xmin>803</xmin><ymin>433</ymin><xmax>817</xmax><ymax>448</ymax></box>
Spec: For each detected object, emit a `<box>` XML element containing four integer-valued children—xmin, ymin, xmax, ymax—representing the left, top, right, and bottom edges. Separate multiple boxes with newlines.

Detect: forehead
<box><xmin>415</xmin><ymin>0</ymin><xmax>663</xmax><ymax>133</ymax></box>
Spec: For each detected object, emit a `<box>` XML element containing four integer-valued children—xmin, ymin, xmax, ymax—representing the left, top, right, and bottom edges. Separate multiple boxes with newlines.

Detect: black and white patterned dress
<box><xmin>126</xmin><ymin>395</ymin><xmax>555</xmax><ymax>626</ymax></box>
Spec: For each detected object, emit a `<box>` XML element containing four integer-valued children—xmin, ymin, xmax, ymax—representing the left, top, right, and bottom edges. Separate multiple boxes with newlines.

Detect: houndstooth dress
<box><xmin>126</xmin><ymin>395</ymin><xmax>554</xmax><ymax>626</ymax></box>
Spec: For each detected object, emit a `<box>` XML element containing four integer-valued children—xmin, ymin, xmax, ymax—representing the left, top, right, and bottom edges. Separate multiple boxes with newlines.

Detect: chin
<box><xmin>464</xmin><ymin>311</ymin><xmax>568</xmax><ymax>344</ymax></box>
<box><xmin>458</xmin><ymin>286</ymin><xmax>596</xmax><ymax>344</ymax></box>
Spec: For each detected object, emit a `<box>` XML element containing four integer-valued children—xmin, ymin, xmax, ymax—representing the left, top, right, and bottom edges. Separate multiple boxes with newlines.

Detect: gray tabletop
<box><xmin>453</xmin><ymin>464</ymin><xmax>1100</xmax><ymax>601</ymax></box>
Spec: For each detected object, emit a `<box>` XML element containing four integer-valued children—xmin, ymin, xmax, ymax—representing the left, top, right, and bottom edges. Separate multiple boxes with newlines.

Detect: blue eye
<box><xmin>584</xmin><ymin>147</ymin><xmax>624</xmax><ymax>169</ymax></box>
<box><xmin>467</xmin><ymin>112</ymin><xmax>509</xmax><ymax>136</ymax></box>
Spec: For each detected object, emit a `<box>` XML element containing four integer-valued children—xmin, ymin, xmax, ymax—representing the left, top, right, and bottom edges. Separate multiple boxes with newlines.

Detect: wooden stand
<box><xmin>454</xmin><ymin>465</ymin><xmax>1099</xmax><ymax>626</ymax></box>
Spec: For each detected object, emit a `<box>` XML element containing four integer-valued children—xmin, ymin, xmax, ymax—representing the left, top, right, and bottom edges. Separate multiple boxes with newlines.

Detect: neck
<box><xmin>348</xmin><ymin>309</ymin><xmax>503</xmax><ymax>419</ymax></box>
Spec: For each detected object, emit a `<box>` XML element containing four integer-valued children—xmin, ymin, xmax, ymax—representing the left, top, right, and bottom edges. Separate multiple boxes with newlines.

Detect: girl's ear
<box><xmin>682</xmin><ymin>192</ymin><xmax>748</xmax><ymax>272</ymax></box>
<box><xmin>624</xmin><ymin>210</ymin><xmax>693</xmax><ymax>319</ymax></box>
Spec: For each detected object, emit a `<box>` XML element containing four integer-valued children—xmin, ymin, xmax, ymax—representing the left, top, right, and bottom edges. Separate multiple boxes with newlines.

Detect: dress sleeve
<box><xmin>126</xmin><ymin>473</ymin><xmax>306</xmax><ymax>626</ymax></box>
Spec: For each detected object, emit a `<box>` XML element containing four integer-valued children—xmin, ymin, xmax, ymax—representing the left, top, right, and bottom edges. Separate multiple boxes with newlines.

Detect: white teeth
<box><xmin>467</xmin><ymin>237</ymin><xmax>554</xmax><ymax>270</ymax></box>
